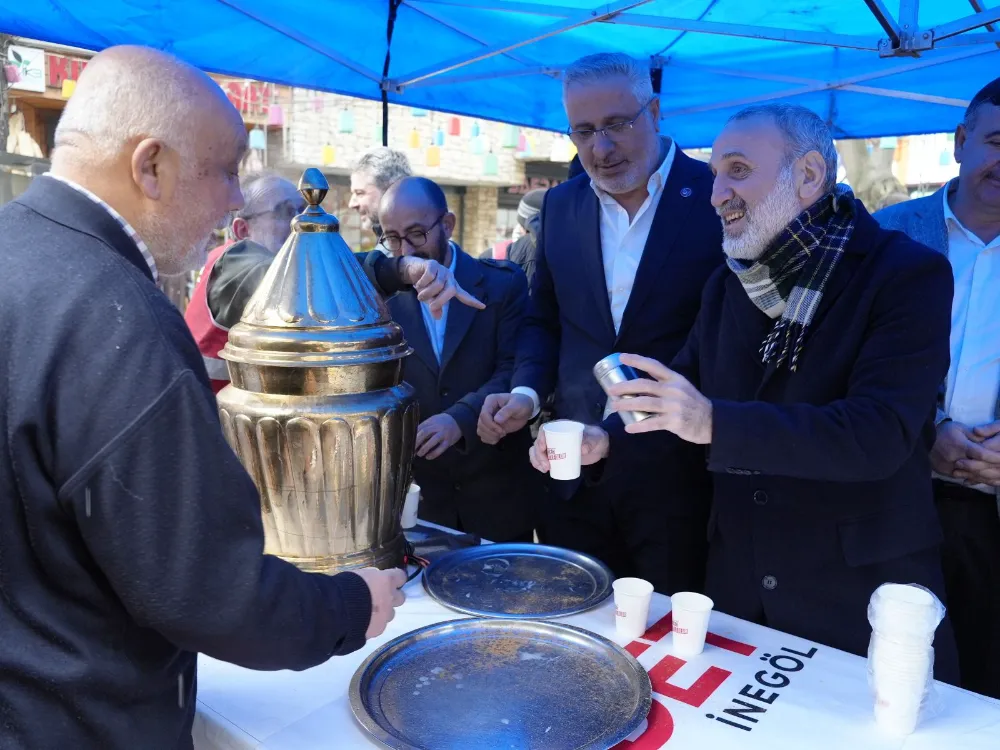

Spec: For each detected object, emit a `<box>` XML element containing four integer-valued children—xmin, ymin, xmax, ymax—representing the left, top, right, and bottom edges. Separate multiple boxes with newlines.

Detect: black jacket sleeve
<box><xmin>61</xmin><ymin>368</ymin><xmax>372</xmax><ymax>671</ymax></box>
<box><xmin>510</xmin><ymin>195</ymin><xmax>560</xmax><ymax>400</ymax></box>
<box><xmin>208</xmin><ymin>246</ymin><xmax>406</xmax><ymax>328</ymax></box>
<box><xmin>446</xmin><ymin>267</ymin><xmax>529</xmax><ymax>449</ymax></box>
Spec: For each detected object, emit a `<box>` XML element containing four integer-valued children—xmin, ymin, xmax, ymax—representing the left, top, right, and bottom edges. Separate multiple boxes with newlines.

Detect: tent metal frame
<box><xmin>384</xmin><ymin>0</ymin><xmax>1000</xmax><ymax>116</ymax></box>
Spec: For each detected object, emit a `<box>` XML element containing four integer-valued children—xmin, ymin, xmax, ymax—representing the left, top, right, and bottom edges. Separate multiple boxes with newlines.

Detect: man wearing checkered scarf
<box><xmin>548</xmin><ymin>103</ymin><xmax>961</xmax><ymax>682</ymax></box>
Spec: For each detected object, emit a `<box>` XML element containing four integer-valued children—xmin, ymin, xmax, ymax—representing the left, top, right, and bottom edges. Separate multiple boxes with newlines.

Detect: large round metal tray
<box><xmin>350</xmin><ymin>618</ymin><xmax>651</xmax><ymax>750</ymax></box>
<box><xmin>422</xmin><ymin>543</ymin><xmax>613</xmax><ymax>619</ymax></box>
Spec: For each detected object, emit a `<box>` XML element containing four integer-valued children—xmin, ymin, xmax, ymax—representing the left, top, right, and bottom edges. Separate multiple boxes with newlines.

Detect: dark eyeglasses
<box><xmin>567</xmin><ymin>99</ymin><xmax>654</xmax><ymax>144</ymax></box>
<box><xmin>380</xmin><ymin>214</ymin><xmax>446</xmax><ymax>254</ymax></box>
<box><xmin>241</xmin><ymin>199</ymin><xmax>306</xmax><ymax>222</ymax></box>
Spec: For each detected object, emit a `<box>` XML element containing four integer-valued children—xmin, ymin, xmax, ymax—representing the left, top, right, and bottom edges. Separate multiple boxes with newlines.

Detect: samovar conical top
<box><xmin>220</xmin><ymin>169</ymin><xmax>410</xmax><ymax>395</ymax></box>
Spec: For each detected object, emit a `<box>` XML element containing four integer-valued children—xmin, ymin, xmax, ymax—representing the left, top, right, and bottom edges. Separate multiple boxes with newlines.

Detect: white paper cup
<box><xmin>401</xmin><ymin>483</ymin><xmax>420</xmax><ymax>529</ymax></box>
<box><xmin>670</xmin><ymin>592</ymin><xmax>714</xmax><ymax>656</ymax></box>
<box><xmin>613</xmin><ymin>577</ymin><xmax>654</xmax><ymax>639</ymax></box>
<box><xmin>542</xmin><ymin>420</ymin><xmax>585</xmax><ymax>480</ymax></box>
<box><xmin>875</xmin><ymin>698</ymin><xmax>921</xmax><ymax>735</ymax></box>
<box><xmin>874</xmin><ymin>678</ymin><xmax>925</xmax><ymax>735</ymax></box>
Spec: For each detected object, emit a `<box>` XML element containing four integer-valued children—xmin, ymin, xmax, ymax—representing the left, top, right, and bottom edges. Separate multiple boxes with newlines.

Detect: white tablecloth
<box><xmin>193</xmin><ymin>572</ymin><xmax>1000</xmax><ymax>749</ymax></box>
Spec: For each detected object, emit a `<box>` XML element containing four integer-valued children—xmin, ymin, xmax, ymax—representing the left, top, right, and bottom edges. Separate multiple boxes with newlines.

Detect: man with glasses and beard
<box><xmin>379</xmin><ymin>176</ymin><xmax>540</xmax><ymax>542</ymax></box>
<box><xmin>536</xmin><ymin>103</ymin><xmax>959</xmax><ymax>681</ymax></box>
<box><xmin>186</xmin><ymin>173</ymin><xmax>477</xmax><ymax>393</ymax></box>
<box><xmin>477</xmin><ymin>53</ymin><xmax>722</xmax><ymax>593</ymax></box>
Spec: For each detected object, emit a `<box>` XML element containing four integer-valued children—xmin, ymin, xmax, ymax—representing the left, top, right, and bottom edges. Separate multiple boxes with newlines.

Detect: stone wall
<box><xmin>462</xmin><ymin>186</ymin><xmax>502</xmax><ymax>257</ymax></box>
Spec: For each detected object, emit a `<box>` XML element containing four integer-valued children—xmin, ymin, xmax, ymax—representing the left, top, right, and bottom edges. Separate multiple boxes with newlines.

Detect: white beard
<box><xmin>722</xmin><ymin>169</ymin><xmax>803</xmax><ymax>261</ymax></box>
<box><xmin>590</xmin><ymin>161</ymin><xmax>646</xmax><ymax>196</ymax></box>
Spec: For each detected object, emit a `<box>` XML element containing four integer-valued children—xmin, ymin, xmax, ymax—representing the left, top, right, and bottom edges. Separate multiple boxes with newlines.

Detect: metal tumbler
<box><xmin>592</xmin><ymin>353</ymin><xmax>652</xmax><ymax>425</ymax></box>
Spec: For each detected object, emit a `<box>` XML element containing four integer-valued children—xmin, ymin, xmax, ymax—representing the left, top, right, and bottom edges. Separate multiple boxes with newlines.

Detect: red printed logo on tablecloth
<box><xmin>612</xmin><ymin>612</ymin><xmax>758</xmax><ymax>748</ymax></box>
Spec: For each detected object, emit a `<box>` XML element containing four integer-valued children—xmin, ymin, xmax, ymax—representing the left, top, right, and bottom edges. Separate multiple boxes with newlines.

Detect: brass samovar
<box><xmin>217</xmin><ymin>168</ymin><xmax>417</xmax><ymax>573</ymax></box>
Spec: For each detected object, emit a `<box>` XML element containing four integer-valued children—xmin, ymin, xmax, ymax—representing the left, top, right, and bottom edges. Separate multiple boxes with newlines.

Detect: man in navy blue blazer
<box><xmin>542</xmin><ymin>103</ymin><xmax>959</xmax><ymax>682</ymax></box>
<box><xmin>478</xmin><ymin>53</ymin><xmax>723</xmax><ymax>593</ymax></box>
<box><xmin>379</xmin><ymin>177</ymin><xmax>539</xmax><ymax>542</ymax></box>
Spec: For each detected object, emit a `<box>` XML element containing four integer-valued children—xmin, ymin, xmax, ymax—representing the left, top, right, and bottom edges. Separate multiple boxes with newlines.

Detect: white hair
<box><xmin>351</xmin><ymin>147</ymin><xmax>413</xmax><ymax>192</ymax></box>
<box><xmin>562</xmin><ymin>53</ymin><xmax>653</xmax><ymax>105</ymax></box>
<box><xmin>235</xmin><ymin>173</ymin><xmax>297</xmax><ymax>219</ymax></box>
<box><xmin>54</xmin><ymin>49</ymin><xmax>204</xmax><ymax>162</ymax></box>
<box><xmin>728</xmin><ymin>104</ymin><xmax>839</xmax><ymax>194</ymax></box>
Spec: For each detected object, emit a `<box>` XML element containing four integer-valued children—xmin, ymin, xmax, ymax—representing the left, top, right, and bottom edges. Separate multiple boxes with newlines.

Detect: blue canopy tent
<box><xmin>2</xmin><ymin>1</ymin><xmax>999</xmax><ymax>146</ymax></box>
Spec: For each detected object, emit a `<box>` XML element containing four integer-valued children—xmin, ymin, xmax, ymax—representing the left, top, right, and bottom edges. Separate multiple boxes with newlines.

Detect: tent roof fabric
<box><xmin>2</xmin><ymin>1</ymin><xmax>999</xmax><ymax>147</ymax></box>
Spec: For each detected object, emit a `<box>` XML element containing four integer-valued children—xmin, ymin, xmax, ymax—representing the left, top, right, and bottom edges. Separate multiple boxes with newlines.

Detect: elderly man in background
<box><xmin>507</xmin><ymin>188</ymin><xmax>546</xmax><ymax>286</ymax></box>
<box><xmin>185</xmin><ymin>172</ymin><xmax>302</xmax><ymax>389</ymax></box>
<box><xmin>478</xmin><ymin>53</ymin><xmax>722</xmax><ymax>594</ymax></box>
<box><xmin>187</xmin><ymin>171</ymin><xmax>479</xmax><ymax>392</ymax></box>
<box><xmin>378</xmin><ymin>176</ymin><xmax>537</xmax><ymax>541</ymax></box>
<box><xmin>876</xmin><ymin>77</ymin><xmax>1000</xmax><ymax>698</ymax></box>
<box><xmin>532</xmin><ymin>103</ymin><xmax>959</xmax><ymax>682</ymax></box>
<box><xmin>0</xmin><ymin>46</ymin><xmax>414</xmax><ymax>750</ymax></box>
<box><xmin>350</xmin><ymin>146</ymin><xmax>413</xmax><ymax>246</ymax></box>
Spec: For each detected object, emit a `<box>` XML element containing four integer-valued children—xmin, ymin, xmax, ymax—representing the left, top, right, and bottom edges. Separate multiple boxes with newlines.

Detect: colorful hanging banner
<box><xmin>339</xmin><ymin>108</ymin><xmax>355</xmax><ymax>134</ymax></box>
<box><xmin>483</xmin><ymin>151</ymin><xmax>499</xmax><ymax>176</ymax></box>
<box><xmin>248</xmin><ymin>128</ymin><xmax>267</xmax><ymax>150</ymax></box>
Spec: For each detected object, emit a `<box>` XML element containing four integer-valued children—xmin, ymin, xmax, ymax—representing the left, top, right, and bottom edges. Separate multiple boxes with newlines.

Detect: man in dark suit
<box><xmin>546</xmin><ymin>103</ymin><xmax>959</xmax><ymax>681</ymax></box>
<box><xmin>876</xmin><ymin>77</ymin><xmax>1000</xmax><ymax>697</ymax></box>
<box><xmin>478</xmin><ymin>53</ymin><xmax>723</xmax><ymax>593</ymax></box>
<box><xmin>380</xmin><ymin>177</ymin><xmax>538</xmax><ymax>542</ymax></box>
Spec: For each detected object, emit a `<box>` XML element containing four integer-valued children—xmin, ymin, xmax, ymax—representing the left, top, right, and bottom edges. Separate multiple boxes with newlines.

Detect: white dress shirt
<box><xmin>939</xmin><ymin>187</ymin><xmax>1000</xmax><ymax>494</ymax></box>
<box><xmin>513</xmin><ymin>140</ymin><xmax>677</xmax><ymax>416</ymax></box>
<box><xmin>419</xmin><ymin>243</ymin><xmax>458</xmax><ymax>362</ymax></box>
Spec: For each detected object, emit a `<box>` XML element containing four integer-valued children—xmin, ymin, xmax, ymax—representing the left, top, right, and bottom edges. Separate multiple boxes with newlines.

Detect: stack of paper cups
<box><xmin>613</xmin><ymin>578</ymin><xmax>654</xmax><ymax>639</ymax></box>
<box><xmin>401</xmin><ymin>483</ymin><xmax>420</xmax><ymax>529</ymax></box>
<box><xmin>867</xmin><ymin>583</ymin><xmax>944</xmax><ymax>736</ymax></box>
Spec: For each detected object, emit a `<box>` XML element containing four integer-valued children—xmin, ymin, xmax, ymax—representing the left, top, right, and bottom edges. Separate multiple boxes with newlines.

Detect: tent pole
<box><xmin>929</xmin><ymin>7</ymin><xmax>1000</xmax><ymax>41</ymax></box>
<box><xmin>388</xmin><ymin>0</ymin><xmax>652</xmax><ymax>91</ymax></box>
<box><xmin>381</xmin><ymin>0</ymin><xmax>404</xmax><ymax>147</ymax></box>
<box><xmin>216</xmin><ymin>0</ymin><xmax>381</xmax><ymax>82</ymax></box>
<box><xmin>863</xmin><ymin>0</ymin><xmax>902</xmax><ymax>47</ymax></box>
<box><xmin>661</xmin><ymin>47</ymin><xmax>992</xmax><ymax>118</ymax></box>
<box><xmin>405</xmin><ymin>67</ymin><xmax>563</xmax><ymax>89</ymax></box>
<box><xmin>406</xmin><ymin>2</ymin><xmax>544</xmax><ymax>68</ymax></box>
<box><xmin>664</xmin><ymin>62</ymin><xmax>968</xmax><ymax>107</ymax></box>
<box><xmin>409</xmin><ymin>0</ymin><xmax>880</xmax><ymax>50</ymax></box>
<box><xmin>898</xmin><ymin>0</ymin><xmax>919</xmax><ymax>32</ymax></box>
<box><xmin>966</xmin><ymin>0</ymin><xmax>1000</xmax><ymax>49</ymax></box>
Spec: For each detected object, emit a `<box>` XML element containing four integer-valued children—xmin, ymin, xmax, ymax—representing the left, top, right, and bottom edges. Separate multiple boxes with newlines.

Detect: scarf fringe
<box><xmin>760</xmin><ymin>320</ymin><xmax>807</xmax><ymax>372</ymax></box>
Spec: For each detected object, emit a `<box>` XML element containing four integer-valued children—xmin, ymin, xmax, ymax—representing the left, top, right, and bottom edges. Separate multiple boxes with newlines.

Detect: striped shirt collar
<box><xmin>45</xmin><ymin>173</ymin><xmax>158</xmax><ymax>282</ymax></box>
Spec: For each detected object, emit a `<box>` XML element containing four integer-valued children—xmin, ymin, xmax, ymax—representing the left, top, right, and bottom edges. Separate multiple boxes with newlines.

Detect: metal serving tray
<box><xmin>350</xmin><ymin>618</ymin><xmax>651</xmax><ymax>750</ymax></box>
<box><xmin>422</xmin><ymin>543</ymin><xmax>614</xmax><ymax>619</ymax></box>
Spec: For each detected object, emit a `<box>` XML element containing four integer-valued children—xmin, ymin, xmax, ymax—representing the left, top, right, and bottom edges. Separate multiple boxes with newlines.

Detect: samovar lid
<box><xmin>220</xmin><ymin>168</ymin><xmax>410</xmax><ymax>369</ymax></box>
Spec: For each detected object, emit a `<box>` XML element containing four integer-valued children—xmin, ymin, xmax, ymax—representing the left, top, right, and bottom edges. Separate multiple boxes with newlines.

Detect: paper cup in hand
<box><xmin>671</xmin><ymin>592</ymin><xmax>714</xmax><ymax>656</ymax></box>
<box><xmin>613</xmin><ymin>577</ymin><xmax>654</xmax><ymax>639</ymax></box>
<box><xmin>401</xmin><ymin>483</ymin><xmax>420</xmax><ymax>529</ymax></box>
<box><xmin>542</xmin><ymin>420</ymin><xmax>585</xmax><ymax>480</ymax></box>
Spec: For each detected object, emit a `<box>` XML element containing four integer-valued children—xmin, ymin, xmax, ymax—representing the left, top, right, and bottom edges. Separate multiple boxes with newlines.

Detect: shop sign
<box><xmin>47</xmin><ymin>54</ymin><xmax>88</xmax><ymax>89</ymax></box>
<box><xmin>5</xmin><ymin>45</ymin><xmax>46</xmax><ymax>93</ymax></box>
